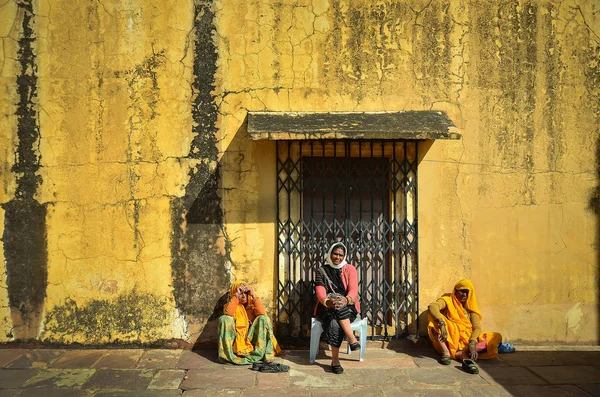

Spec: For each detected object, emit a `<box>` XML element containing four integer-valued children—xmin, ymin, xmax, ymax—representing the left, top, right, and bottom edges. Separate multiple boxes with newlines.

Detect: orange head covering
<box><xmin>452</xmin><ymin>279</ymin><xmax>481</xmax><ymax>319</ymax></box>
<box><xmin>428</xmin><ymin>279</ymin><xmax>483</xmax><ymax>357</ymax></box>
<box><xmin>229</xmin><ymin>280</ymin><xmax>254</xmax><ymax>355</ymax></box>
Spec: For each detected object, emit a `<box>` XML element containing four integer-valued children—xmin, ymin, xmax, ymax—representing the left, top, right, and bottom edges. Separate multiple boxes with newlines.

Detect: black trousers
<box><xmin>318</xmin><ymin>305</ymin><xmax>358</xmax><ymax>348</ymax></box>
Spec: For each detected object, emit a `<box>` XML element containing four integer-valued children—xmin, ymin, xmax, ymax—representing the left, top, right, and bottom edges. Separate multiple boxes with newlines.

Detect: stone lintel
<box><xmin>247</xmin><ymin>111</ymin><xmax>461</xmax><ymax>140</ymax></box>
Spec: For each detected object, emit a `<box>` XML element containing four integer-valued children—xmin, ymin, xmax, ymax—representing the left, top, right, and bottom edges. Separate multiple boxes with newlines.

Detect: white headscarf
<box><xmin>325</xmin><ymin>242</ymin><xmax>348</xmax><ymax>269</ymax></box>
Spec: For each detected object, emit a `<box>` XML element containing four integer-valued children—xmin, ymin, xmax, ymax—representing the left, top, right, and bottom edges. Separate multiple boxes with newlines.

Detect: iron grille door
<box><xmin>276</xmin><ymin>140</ymin><xmax>418</xmax><ymax>340</ymax></box>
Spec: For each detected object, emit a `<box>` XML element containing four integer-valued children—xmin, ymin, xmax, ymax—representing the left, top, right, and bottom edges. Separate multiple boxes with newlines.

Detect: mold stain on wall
<box><xmin>2</xmin><ymin>0</ymin><xmax>47</xmax><ymax>341</ymax></box>
<box><xmin>44</xmin><ymin>291</ymin><xmax>169</xmax><ymax>343</ymax></box>
<box><xmin>170</xmin><ymin>0</ymin><xmax>230</xmax><ymax>338</ymax></box>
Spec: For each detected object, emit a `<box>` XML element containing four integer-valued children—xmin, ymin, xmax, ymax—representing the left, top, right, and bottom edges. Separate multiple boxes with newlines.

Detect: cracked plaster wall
<box><xmin>215</xmin><ymin>0</ymin><xmax>600</xmax><ymax>343</ymax></box>
<box><xmin>0</xmin><ymin>0</ymin><xmax>598</xmax><ymax>344</ymax></box>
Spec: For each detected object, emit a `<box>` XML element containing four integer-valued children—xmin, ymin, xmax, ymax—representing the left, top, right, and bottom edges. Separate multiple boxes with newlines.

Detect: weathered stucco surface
<box><xmin>0</xmin><ymin>0</ymin><xmax>598</xmax><ymax>344</ymax></box>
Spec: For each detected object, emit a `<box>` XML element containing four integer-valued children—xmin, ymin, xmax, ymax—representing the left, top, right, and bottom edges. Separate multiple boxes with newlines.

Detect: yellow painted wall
<box><xmin>0</xmin><ymin>0</ymin><xmax>598</xmax><ymax>344</ymax></box>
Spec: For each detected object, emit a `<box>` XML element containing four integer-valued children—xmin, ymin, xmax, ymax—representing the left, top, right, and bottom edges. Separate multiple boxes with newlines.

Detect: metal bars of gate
<box><xmin>276</xmin><ymin>140</ymin><xmax>419</xmax><ymax>340</ymax></box>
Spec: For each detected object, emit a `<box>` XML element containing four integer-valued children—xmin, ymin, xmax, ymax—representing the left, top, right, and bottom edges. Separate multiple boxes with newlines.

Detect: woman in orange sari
<box><xmin>218</xmin><ymin>280</ymin><xmax>283</xmax><ymax>368</ymax></box>
<box><xmin>428</xmin><ymin>279</ymin><xmax>514</xmax><ymax>374</ymax></box>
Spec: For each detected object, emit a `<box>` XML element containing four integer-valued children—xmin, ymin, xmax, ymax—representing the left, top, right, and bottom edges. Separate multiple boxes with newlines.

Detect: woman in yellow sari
<box><xmin>428</xmin><ymin>279</ymin><xmax>514</xmax><ymax>373</ymax></box>
<box><xmin>218</xmin><ymin>280</ymin><xmax>284</xmax><ymax>369</ymax></box>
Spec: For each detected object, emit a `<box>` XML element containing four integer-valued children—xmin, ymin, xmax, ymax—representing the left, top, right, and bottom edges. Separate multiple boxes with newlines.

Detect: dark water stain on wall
<box><xmin>324</xmin><ymin>0</ymin><xmax>416</xmax><ymax>98</ymax></box>
<box><xmin>2</xmin><ymin>0</ymin><xmax>47</xmax><ymax>340</ymax></box>
<box><xmin>44</xmin><ymin>291</ymin><xmax>169</xmax><ymax>343</ymax></box>
<box><xmin>474</xmin><ymin>0</ymin><xmax>538</xmax><ymax>201</ymax></box>
<box><xmin>542</xmin><ymin>4</ymin><xmax>564</xmax><ymax>172</ymax></box>
<box><xmin>170</xmin><ymin>0</ymin><xmax>230</xmax><ymax>323</ymax></box>
<box><xmin>413</xmin><ymin>0</ymin><xmax>452</xmax><ymax>101</ymax></box>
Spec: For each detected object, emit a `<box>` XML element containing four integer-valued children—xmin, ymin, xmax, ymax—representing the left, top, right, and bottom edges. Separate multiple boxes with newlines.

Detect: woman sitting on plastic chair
<box><xmin>314</xmin><ymin>242</ymin><xmax>361</xmax><ymax>374</ymax></box>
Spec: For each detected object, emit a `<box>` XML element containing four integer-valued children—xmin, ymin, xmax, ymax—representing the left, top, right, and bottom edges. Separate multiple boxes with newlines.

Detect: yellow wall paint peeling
<box><xmin>0</xmin><ymin>0</ymin><xmax>598</xmax><ymax>344</ymax></box>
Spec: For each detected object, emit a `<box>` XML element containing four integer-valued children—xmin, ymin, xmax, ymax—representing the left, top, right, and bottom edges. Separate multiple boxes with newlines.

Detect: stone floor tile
<box><xmin>478</xmin><ymin>366</ymin><xmax>548</xmax><ymax>386</ymax></box>
<box><xmin>16</xmin><ymin>388</ymin><xmax>93</xmax><ymax>397</ymax></box>
<box><xmin>0</xmin><ymin>350</ymin><xmax>27</xmax><ymax>368</ymax></box>
<box><xmin>22</xmin><ymin>369</ymin><xmax>95</xmax><ymax>388</ymax></box>
<box><xmin>344</xmin><ymin>368</ymin><xmax>409</xmax><ymax>386</ymax></box>
<box><xmin>310</xmin><ymin>387</ymin><xmax>384</xmax><ymax>397</ymax></box>
<box><xmin>382</xmin><ymin>387</ymin><xmax>460</xmax><ymax>396</ymax></box>
<box><xmin>137</xmin><ymin>349</ymin><xmax>183</xmax><ymax>369</ymax></box>
<box><xmin>0</xmin><ymin>368</ymin><xmax>39</xmax><ymax>388</ymax></box>
<box><xmin>412</xmin><ymin>355</ymin><xmax>446</xmax><ymax>368</ymax></box>
<box><xmin>243</xmin><ymin>387</ymin><xmax>312</xmax><ymax>397</ymax></box>
<box><xmin>289</xmin><ymin>367</ymin><xmax>353</xmax><ymax>388</ymax></box>
<box><xmin>529</xmin><ymin>365</ymin><xmax>600</xmax><ymax>385</ymax></box>
<box><xmin>459</xmin><ymin>384</ymin><xmax>514</xmax><ymax>397</ymax></box>
<box><xmin>83</xmin><ymin>369</ymin><xmax>154</xmax><ymax>390</ymax></box>
<box><xmin>577</xmin><ymin>383</ymin><xmax>600</xmax><ymax>396</ymax></box>
<box><xmin>180</xmin><ymin>368</ymin><xmax>255</xmax><ymax>390</ymax></box>
<box><xmin>93</xmin><ymin>350</ymin><xmax>144</xmax><ymax>369</ymax></box>
<box><xmin>94</xmin><ymin>391</ymin><xmax>182</xmax><ymax>397</ymax></box>
<box><xmin>506</xmin><ymin>384</ymin><xmax>593</xmax><ymax>397</ymax></box>
<box><xmin>502</xmin><ymin>352</ymin><xmax>600</xmax><ymax>367</ymax></box>
<box><xmin>177</xmin><ymin>350</ymin><xmax>222</xmax><ymax>370</ymax></box>
<box><xmin>181</xmin><ymin>389</ymin><xmax>241</xmax><ymax>396</ymax></box>
<box><xmin>7</xmin><ymin>350</ymin><xmax>65</xmax><ymax>369</ymax></box>
<box><xmin>147</xmin><ymin>369</ymin><xmax>185</xmax><ymax>389</ymax></box>
<box><xmin>49</xmin><ymin>350</ymin><xmax>106</xmax><ymax>369</ymax></box>
<box><xmin>406</xmin><ymin>366</ymin><xmax>489</xmax><ymax>387</ymax></box>
<box><xmin>256</xmin><ymin>371</ymin><xmax>290</xmax><ymax>388</ymax></box>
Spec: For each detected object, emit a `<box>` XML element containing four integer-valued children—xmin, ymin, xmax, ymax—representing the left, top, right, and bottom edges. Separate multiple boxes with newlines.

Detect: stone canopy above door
<box><xmin>246</xmin><ymin>111</ymin><xmax>461</xmax><ymax>141</ymax></box>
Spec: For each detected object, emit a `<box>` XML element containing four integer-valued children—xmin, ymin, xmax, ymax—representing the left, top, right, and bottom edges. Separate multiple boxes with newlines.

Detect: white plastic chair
<box><xmin>309</xmin><ymin>317</ymin><xmax>368</xmax><ymax>363</ymax></box>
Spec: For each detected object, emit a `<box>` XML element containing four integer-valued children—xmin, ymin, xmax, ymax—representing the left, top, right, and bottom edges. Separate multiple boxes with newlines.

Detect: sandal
<box><xmin>331</xmin><ymin>362</ymin><xmax>344</xmax><ymax>374</ymax></box>
<box><xmin>258</xmin><ymin>362</ymin><xmax>290</xmax><ymax>373</ymax></box>
<box><xmin>440</xmin><ymin>355</ymin><xmax>452</xmax><ymax>365</ymax></box>
<box><xmin>462</xmin><ymin>359</ymin><xmax>479</xmax><ymax>374</ymax></box>
<box><xmin>251</xmin><ymin>361</ymin><xmax>266</xmax><ymax>371</ymax></box>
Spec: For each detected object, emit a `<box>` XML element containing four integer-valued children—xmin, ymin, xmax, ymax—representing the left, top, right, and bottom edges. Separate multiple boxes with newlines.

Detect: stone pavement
<box><xmin>1</xmin><ymin>343</ymin><xmax>600</xmax><ymax>396</ymax></box>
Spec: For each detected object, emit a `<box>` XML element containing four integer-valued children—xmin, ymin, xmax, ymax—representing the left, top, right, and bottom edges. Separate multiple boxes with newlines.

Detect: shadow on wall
<box><xmin>183</xmin><ymin>114</ymin><xmax>277</xmax><ymax>347</ymax></box>
<box><xmin>590</xmin><ymin>134</ymin><xmax>600</xmax><ymax>344</ymax></box>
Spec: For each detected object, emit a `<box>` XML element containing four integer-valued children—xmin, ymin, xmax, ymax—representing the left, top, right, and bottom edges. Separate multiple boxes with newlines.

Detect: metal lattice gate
<box><xmin>276</xmin><ymin>140</ymin><xmax>419</xmax><ymax>340</ymax></box>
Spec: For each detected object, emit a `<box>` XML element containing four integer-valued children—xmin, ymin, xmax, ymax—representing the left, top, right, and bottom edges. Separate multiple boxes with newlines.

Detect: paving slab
<box><xmin>501</xmin><ymin>351</ymin><xmax>600</xmax><ymax>367</ymax></box>
<box><xmin>15</xmin><ymin>388</ymin><xmax>93</xmax><ymax>397</ymax></box>
<box><xmin>7</xmin><ymin>350</ymin><xmax>65</xmax><ymax>369</ymax></box>
<box><xmin>0</xmin><ymin>368</ymin><xmax>39</xmax><ymax>388</ymax></box>
<box><xmin>137</xmin><ymin>349</ymin><xmax>183</xmax><ymax>369</ymax></box>
<box><xmin>243</xmin><ymin>387</ymin><xmax>312</xmax><ymax>397</ymax></box>
<box><xmin>381</xmin><ymin>387</ymin><xmax>460</xmax><ymax>396</ymax></box>
<box><xmin>289</xmin><ymin>367</ymin><xmax>353</xmax><ymax>388</ymax></box>
<box><xmin>256</xmin><ymin>371</ymin><xmax>290</xmax><ymax>388</ymax></box>
<box><xmin>405</xmin><ymin>366</ymin><xmax>489</xmax><ymax>387</ymax></box>
<box><xmin>49</xmin><ymin>350</ymin><xmax>106</xmax><ymax>369</ymax></box>
<box><xmin>529</xmin><ymin>365</ymin><xmax>600</xmax><ymax>385</ymax></box>
<box><xmin>478</xmin><ymin>366</ymin><xmax>548</xmax><ymax>386</ymax></box>
<box><xmin>459</xmin><ymin>384</ymin><xmax>514</xmax><ymax>397</ymax></box>
<box><xmin>344</xmin><ymin>368</ymin><xmax>410</xmax><ymax>386</ymax></box>
<box><xmin>180</xmin><ymin>368</ymin><xmax>256</xmax><ymax>390</ymax></box>
<box><xmin>83</xmin><ymin>369</ymin><xmax>154</xmax><ymax>390</ymax></box>
<box><xmin>310</xmin><ymin>387</ymin><xmax>385</xmax><ymax>396</ymax></box>
<box><xmin>577</xmin><ymin>384</ymin><xmax>600</xmax><ymax>396</ymax></box>
<box><xmin>93</xmin><ymin>350</ymin><xmax>144</xmax><ymax>369</ymax></box>
<box><xmin>506</xmin><ymin>384</ymin><xmax>594</xmax><ymax>397</ymax></box>
<box><xmin>94</xmin><ymin>391</ymin><xmax>182</xmax><ymax>397</ymax></box>
<box><xmin>412</xmin><ymin>354</ymin><xmax>446</xmax><ymax>368</ymax></box>
<box><xmin>22</xmin><ymin>368</ymin><xmax>95</xmax><ymax>388</ymax></box>
<box><xmin>0</xmin><ymin>389</ymin><xmax>20</xmax><ymax>397</ymax></box>
<box><xmin>177</xmin><ymin>350</ymin><xmax>222</xmax><ymax>370</ymax></box>
<box><xmin>180</xmin><ymin>389</ymin><xmax>242</xmax><ymax>396</ymax></box>
<box><xmin>0</xmin><ymin>350</ymin><xmax>26</xmax><ymax>368</ymax></box>
<box><xmin>147</xmin><ymin>369</ymin><xmax>185</xmax><ymax>389</ymax></box>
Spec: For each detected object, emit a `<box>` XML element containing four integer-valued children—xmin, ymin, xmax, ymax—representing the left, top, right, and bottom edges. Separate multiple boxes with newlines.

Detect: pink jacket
<box><xmin>314</xmin><ymin>264</ymin><xmax>361</xmax><ymax>316</ymax></box>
